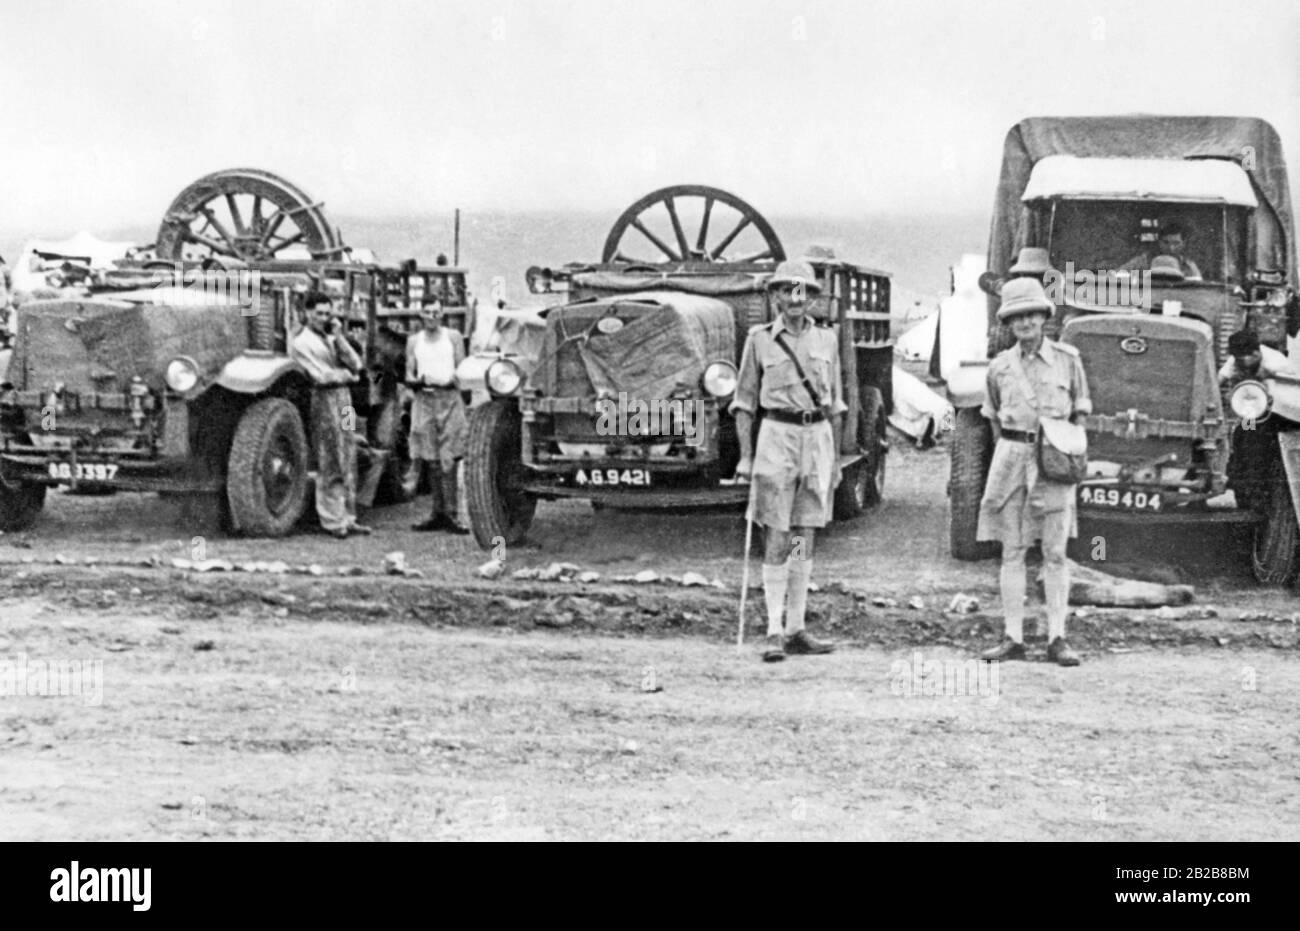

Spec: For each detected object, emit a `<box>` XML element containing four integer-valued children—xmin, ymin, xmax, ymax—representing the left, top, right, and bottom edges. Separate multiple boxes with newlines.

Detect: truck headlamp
<box><xmin>1230</xmin><ymin>380</ymin><xmax>1271</xmax><ymax>422</ymax></box>
<box><xmin>165</xmin><ymin>357</ymin><xmax>200</xmax><ymax>394</ymax></box>
<box><xmin>702</xmin><ymin>361</ymin><xmax>738</xmax><ymax>398</ymax></box>
<box><xmin>485</xmin><ymin>359</ymin><xmax>523</xmax><ymax>396</ymax></box>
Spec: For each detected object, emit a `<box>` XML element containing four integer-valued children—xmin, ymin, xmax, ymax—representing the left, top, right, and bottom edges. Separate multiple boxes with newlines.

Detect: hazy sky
<box><xmin>2</xmin><ymin>0</ymin><xmax>1298</xmax><ymax>234</ymax></box>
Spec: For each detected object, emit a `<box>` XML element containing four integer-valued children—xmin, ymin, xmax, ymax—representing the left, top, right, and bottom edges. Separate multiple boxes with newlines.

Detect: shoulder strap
<box><xmin>773</xmin><ymin>330</ymin><xmax>823</xmax><ymax>408</ymax></box>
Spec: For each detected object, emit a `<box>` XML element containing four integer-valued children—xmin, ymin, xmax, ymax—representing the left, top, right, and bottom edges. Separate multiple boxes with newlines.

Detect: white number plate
<box><xmin>47</xmin><ymin>462</ymin><xmax>120</xmax><ymax>482</ymax></box>
<box><xmin>1078</xmin><ymin>486</ymin><xmax>1161</xmax><ymax>511</ymax></box>
<box><xmin>574</xmin><ymin>468</ymin><xmax>651</xmax><ymax>487</ymax></box>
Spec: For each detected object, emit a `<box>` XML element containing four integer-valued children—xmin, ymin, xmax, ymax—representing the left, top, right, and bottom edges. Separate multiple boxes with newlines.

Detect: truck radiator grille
<box><xmin>1071</xmin><ymin>333</ymin><xmax>1195</xmax><ymax>421</ymax></box>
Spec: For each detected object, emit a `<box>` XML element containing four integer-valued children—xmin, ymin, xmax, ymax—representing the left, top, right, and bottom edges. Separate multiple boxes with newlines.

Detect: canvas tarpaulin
<box><xmin>559</xmin><ymin>293</ymin><xmax>735</xmax><ymax>399</ymax></box>
<box><xmin>14</xmin><ymin>299</ymin><xmax>249</xmax><ymax>394</ymax></box>
<box><xmin>990</xmin><ymin>116</ymin><xmax>1296</xmax><ymax>282</ymax></box>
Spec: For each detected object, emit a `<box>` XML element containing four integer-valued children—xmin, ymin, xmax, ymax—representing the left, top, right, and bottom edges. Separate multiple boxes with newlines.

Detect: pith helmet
<box><xmin>1008</xmin><ymin>247</ymin><xmax>1053</xmax><ymax>276</ymax></box>
<box><xmin>766</xmin><ymin>259</ymin><xmax>823</xmax><ymax>294</ymax></box>
<box><xmin>1149</xmin><ymin>255</ymin><xmax>1186</xmax><ymax>282</ymax></box>
<box><xmin>996</xmin><ymin>277</ymin><xmax>1054</xmax><ymax>321</ymax></box>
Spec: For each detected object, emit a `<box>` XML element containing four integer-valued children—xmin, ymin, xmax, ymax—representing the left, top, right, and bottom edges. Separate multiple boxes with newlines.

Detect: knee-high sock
<box><xmin>786</xmin><ymin>557</ymin><xmax>813</xmax><ymax>634</ymax></box>
<box><xmin>762</xmin><ymin>561</ymin><xmax>790</xmax><ymax>637</ymax></box>
<box><xmin>1000</xmin><ymin>546</ymin><xmax>1027</xmax><ymax>643</ymax></box>
<box><xmin>1042</xmin><ymin>511</ymin><xmax>1069</xmax><ymax>641</ymax></box>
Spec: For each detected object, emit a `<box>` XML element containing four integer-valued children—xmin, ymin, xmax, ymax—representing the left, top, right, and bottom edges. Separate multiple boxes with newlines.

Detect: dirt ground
<box><xmin>2</xmin><ymin>442</ymin><xmax>1299</xmax><ymax>840</ymax></box>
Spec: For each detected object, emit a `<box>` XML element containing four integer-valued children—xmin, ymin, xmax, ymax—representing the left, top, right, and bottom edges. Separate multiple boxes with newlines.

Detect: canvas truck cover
<box><xmin>990</xmin><ymin>116</ymin><xmax>1296</xmax><ymax>282</ymax></box>
<box><xmin>553</xmin><ymin>291</ymin><xmax>735</xmax><ymax>399</ymax></box>
<box><xmin>13</xmin><ymin>299</ymin><xmax>250</xmax><ymax>394</ymax></box>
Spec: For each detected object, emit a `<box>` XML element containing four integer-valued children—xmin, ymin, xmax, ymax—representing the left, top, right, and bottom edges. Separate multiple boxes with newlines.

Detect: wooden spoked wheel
<box><xmin>600</xmin><ymin>185</ymin><xmax>785</xmax><ymax>265</ymax></box>
<box><xmin>155</xmin><ymin>168</ymin><xmax>343</xmax><ymax>263</ymax></box>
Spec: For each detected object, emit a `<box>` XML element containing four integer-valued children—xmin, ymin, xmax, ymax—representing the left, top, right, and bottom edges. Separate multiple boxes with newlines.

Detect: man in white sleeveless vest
<box><xmin>406</xmin><ymin>299</ymin><xmax>469</xmax><ymax>533</ymax></box>
<box><xmin>978</xmin><ymin>278</ymin><xmax>1091</xmax><ymax>666</ymax></box>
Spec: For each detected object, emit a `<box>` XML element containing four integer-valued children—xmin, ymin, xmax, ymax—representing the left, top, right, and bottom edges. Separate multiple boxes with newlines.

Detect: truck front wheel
<box><xmin>226</xmin><ymin>398</ymin><xmax>310</xmax><ymax>537</ymax></box>
<box><xmin>465</xmin><ymin>400</ymin><xmax>537</xmax><ymax>550</ymax></box>
<box><xmin>0</xmin><ymin>436</ymin><xmax>46</xmax><ymax>531</ymax></box>
<box><xmin>949</xmin><ymin>407</ymin><xmax>999</xmax><ymax>561</ymax></box>
<box><xmin>1251</xmin><ymin>455</ymin><xmax>1300</xmax><ymax>585</ymax></box>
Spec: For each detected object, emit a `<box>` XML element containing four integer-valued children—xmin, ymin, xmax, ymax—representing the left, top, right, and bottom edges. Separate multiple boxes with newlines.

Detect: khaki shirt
<box><xmin>977</xmin><ymin>339</ymin><xmax>1091</xmax><ymax>535</ymax></box>
<box><xmin>730</xmin><ymin>315</ymin><xmax>848</xmax><ymax>417</ymax></box>
<box><xmin>981</xmin><ymin>338</ymin><xmax>1091</xmax><ymax>432</ymax></box>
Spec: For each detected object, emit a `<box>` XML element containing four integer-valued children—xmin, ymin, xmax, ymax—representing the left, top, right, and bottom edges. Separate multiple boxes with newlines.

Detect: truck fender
<box><xmin>455</xmin><ymin>352</ymin><xmax>498</xmax><ymax>395</ymax></box>
<box><xmin>215</xmin><ymin>352</ymin><xmax>308</xmax><ymax>394</ymax></box>
<box><xmin>935</xmin><ymin>261</ymin><xmax>993</xmax><ymax>409</ymax></box>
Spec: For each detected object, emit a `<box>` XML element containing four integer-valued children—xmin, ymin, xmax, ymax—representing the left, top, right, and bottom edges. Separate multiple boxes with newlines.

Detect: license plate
<box><xmin>573</xmin><ymin>468</ymin><xmax>651</xmax><ymax>487</ymax></box>
<box><xmin>47</xmin><ymin>462</ymin><xmax>119</xmax><ymax>482</ymax></box>
<box><xmin>1078</xmin><ymin>486</ymin><xmax>1161</xmax><ymax>511</ymax></box>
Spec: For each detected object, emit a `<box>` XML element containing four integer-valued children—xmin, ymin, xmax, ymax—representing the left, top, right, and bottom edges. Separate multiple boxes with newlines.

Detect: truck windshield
<box><xmin>1044</xmin><ymin>200</ymin><xmax>1246</xmax><ymax>285</ymax></box>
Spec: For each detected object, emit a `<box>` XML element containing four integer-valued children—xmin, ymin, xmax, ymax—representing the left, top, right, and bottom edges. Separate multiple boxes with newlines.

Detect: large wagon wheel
<box><xmin>601</xmin><ymin>185</ymin><xmax>785</xmax><ymax>265</ymax></box>
<box><xmin>155</xmin><ymin>168</ymin><xmax>343</xmax><ymax>263</ymax></box>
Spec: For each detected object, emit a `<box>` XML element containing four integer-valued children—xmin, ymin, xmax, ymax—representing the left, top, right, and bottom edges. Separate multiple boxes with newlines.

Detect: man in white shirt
<box><xmin>405</xmin><ymin>299</ymin><xmax>469</xmax><ymax>532</ymax></box>
<box><xmin>1218</xmin><ymin>329</ymin><xmax>1300</xmax><ymax>384</ymax></box>
<box><xmin>290</xmin><ymin>291</ymin><xmax>372</xmax><ymax>539</ymax></box>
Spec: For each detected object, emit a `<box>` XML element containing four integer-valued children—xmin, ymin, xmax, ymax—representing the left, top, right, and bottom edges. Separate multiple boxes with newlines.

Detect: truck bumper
<box><xmin>0</xmin><ymin>447</ymin><xmax>221</xmax><ymax>493</ymax></box>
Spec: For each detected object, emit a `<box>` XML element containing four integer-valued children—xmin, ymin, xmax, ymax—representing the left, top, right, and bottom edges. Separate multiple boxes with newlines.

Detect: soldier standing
<box><xmin>406</xmin><ymin>299</ymin><xmax>469</xmax><ymax>533</ymax></box>
<box><xmin>290</xmin><ymin>291</ymin><xmax>372</xmax><ymax>539</ymax></box>
<box><xmin>733</xmin><ymin>259</ymin><xmax>845</xmax><ymax>662</ymax></box>
<box><xmin>977</xmin><ymin>278</ymin><xmax>1090</xmax><ymax>666</ymax></box>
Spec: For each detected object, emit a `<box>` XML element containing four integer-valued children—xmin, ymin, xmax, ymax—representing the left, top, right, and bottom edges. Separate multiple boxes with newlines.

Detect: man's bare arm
<box><xmin>735</xmin><ymin>410</ymin><xmax>754</xmax><ymax>478</ymax></box>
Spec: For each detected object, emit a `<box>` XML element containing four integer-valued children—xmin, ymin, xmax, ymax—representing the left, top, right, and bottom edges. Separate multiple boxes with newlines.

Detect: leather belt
<box><xmin>762</xmin><ymin>407</ymin><xmax>827</xmax><ymax>425</ymax></box>
<box><xmin>1001</xmin><ymin>428</ymin><xmax>1037</xmax><ymax>443</ymax></box>
<box><xmin>420</xmin><ymin>384</ymin><xmax>457</xmax><ymax>391</ymax></box>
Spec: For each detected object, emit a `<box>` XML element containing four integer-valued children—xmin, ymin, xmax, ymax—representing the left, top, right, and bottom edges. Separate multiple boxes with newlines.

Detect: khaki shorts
<box><xmin>746</xmin><ymin>418</ymin><xmax>838</xmax><ymax>531</ymax></box>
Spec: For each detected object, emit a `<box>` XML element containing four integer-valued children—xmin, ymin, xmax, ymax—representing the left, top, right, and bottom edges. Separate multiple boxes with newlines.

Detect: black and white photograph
<box><xmin>0</xmin><ymin>0</ymin><xmax>1295</xmax><ymax>879</ymax></box>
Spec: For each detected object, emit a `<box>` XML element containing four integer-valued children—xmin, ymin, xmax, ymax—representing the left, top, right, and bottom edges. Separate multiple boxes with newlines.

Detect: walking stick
<box><xmin>737</xmin><ymin>476</ymin><xmax>756</xmax><ymax>649</ymax></box>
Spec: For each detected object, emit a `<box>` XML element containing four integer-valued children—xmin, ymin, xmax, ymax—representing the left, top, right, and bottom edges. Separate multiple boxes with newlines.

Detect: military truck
<box><xmin>460</xmin><ymin>184</ymin><xmax>893</xmax><ymax>549</ymax></box>
<box><xmin>944</xmin><ymin>116</ymin><xmax>1300</xmax><ymax>583</ymax></box>
<box><xmin>0</xmin><ymin>169</ymin><xmax>471</xmax><ymax>534</ymax></box>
